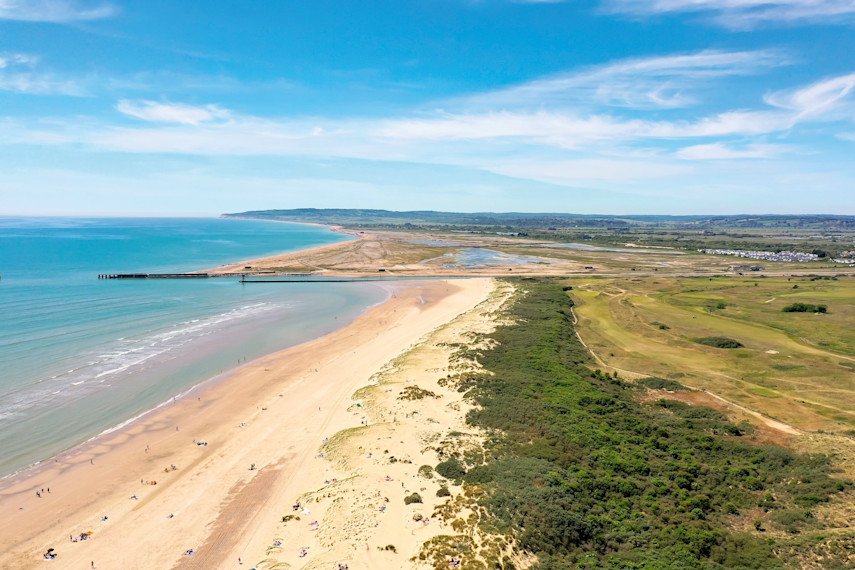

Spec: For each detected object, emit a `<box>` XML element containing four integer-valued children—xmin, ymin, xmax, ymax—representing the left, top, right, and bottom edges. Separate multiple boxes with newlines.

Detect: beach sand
<box><xmin>0</xmin><ymin>278</ymin><xmax>493</xmax><ymax>569</ymax></box>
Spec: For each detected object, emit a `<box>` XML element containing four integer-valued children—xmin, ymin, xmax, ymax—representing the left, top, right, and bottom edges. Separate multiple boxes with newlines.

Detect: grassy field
<box><xmin>570</xmin><ymin>275</ymin><xmax>855</xmax><ymax>433</ymax></box>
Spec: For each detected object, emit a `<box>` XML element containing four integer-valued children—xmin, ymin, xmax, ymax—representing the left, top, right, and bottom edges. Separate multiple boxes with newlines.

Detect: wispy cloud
<box><xmin>3</xmin><ymin>60</ymin><xmax>854</xmax><ymax>193</ymax></box>
<box><xmin>0</xmin><ymin>53</ymin><xmax>85</xmax><ymax>95</ymax></box>
<box><xmin>116</xmin><ymin>100</ymin><xmax>231</xmax><ymax>125</ymax></box>
<box><xmin>765</xmin><ymin>72</ymin><xmax>855</xmax><ymax>119</ymax></box>
<box><xmin>676</xmin><ymin>142</ymin><xmax>788</xmax><ymax>160</ymax></box>
<box><xmin>0</xmin><ymin>53</ymin><xmax>38</xmax><ymax>68</ymax></box>
<box><xmin>376</xmin><ymin>109</ymin><xmax>793</xmax><ymax>145</ymax></box>
<box><xmin>454</xmin><ymin>49</ymin><xmax>790</xmax><ymax>110</ymax></box>
<box><xmin>604</xmin><ymin>0</ymin><xmax>855</xmax><ymax>29</ymax></box>
<box><xmin>0</xmin><ymin>0</ymin><xmax>116</xmax><ymax>22</ymax></box>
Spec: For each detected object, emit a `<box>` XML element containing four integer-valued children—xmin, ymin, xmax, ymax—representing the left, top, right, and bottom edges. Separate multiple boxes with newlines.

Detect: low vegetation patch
<box><xmin>398</xmin><ymin>385</ymin><xmax>440</xmax><ymax>400</ymax></box>
<box><xmin>636</xmin><ymin>376</ymin><xmax>689</xmax><ymax>391</ymax></box>
<box><xmin>694</xmin><ymin>336</ymin><xmax>745</xmax><ymax>348</ymax></box>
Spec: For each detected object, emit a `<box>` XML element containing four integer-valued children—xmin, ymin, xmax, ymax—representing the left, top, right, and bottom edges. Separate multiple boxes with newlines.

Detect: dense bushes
<box><xmin>694</xmin><ymin>336</ymin><xmax>744</xmax><ymax>348</ymax></box>
<box><xmin>782</xmin><ymin>303</ymin><xmax>827</xmax><ymax>313</ymax></box>
<box><xmin>458</xmin><ymin>279</ymin><xmax>846</xmax><ymax>568</ymax></box>
<box><xmin>637</xmin><ymin>376</ymin><xmax>688</xmax><ymax>391</ymax></box>
<box><xmin>436</xmin><ymin>456</ymin><xmax>467</xmax><ymax>481</ymax></box>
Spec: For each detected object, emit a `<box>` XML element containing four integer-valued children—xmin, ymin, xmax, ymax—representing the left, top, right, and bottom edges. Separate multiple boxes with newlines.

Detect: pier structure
<box><xmin>98</xmin><ymin>273</ymin><xmax>210</xmax><ymax>279</ymax></box>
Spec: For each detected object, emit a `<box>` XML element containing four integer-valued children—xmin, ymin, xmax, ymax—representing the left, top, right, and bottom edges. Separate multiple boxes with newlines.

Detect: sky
<box><xmin>1</xmin><ymin>1</ymin><xmax>855</xmax><ymax>215</ymax></box>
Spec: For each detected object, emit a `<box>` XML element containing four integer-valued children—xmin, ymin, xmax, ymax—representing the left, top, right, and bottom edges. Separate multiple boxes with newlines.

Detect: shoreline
<box><xmin>207</xmin><ymin>217</ymin><xmax>363</xmax><ymax>274</ymax></box>
<box><xmin>0</xmin><ymin>218</ymin><xmax>368</xmax><ymax>481</ymax></box>
<box><xmin>0</xmin><ymin>283</ymin><xmax>390</xmax><ymax>484</ymax></box>
<box><xmin>0</xmin><ymin>276</ymin><xmax>392</xmax><ymax>484</ymax></box>
<box><xmin>0</xmin><ymin>277</ymin><xmax>492</xmax><ymax>568</ymax></box>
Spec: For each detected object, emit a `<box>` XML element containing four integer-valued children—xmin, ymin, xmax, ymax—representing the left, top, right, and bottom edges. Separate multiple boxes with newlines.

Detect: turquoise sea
<box><xmin>0</xmin><ymin>217</ymin><xmax>386</xmax><ymax>478</ymax></box>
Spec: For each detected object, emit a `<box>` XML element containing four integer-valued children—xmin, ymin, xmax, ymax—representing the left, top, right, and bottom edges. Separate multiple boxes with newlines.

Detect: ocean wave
<box><xmin>0</xmin><ymin>302</ymin><xmax>286</xmax><ymax>425</ymax></box>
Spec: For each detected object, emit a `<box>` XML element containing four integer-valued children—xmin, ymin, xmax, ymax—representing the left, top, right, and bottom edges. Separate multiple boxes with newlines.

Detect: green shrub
<box><xmin>436</xmin><ymin>485</ymin><xmax>451</xmax><ymax>497</ymax></box>
<box><xmin>637</xmin><ymin>377</ymin><xmax>688</xmax><ymax>391</ymax></box>
<box><xmin>694</xmin><ymin>336</ymin><xmax>744</xmax><ymax>348</ymax></box>
<box><xmin>436</xmin><ymin>457</ymin><xmax>466</xmax><ymax>480</ymax></box>
<box><xmin>418</xmin><ymin>464</ymin><xmax>434</xmax><ymax>479</ymax></box>
<box><xmin>404</xmin><ymin>493</ymin><xmax>422</xmax><ymax>505</ymax></box>
<box><xmin>398</xmin><ymin>385</ymin><xmax>439</xmax><ymax>400</ymax></box>
<box><xmin>782</xmin><ymin>302</ymin><xmax>828</xmax><ymax>313</ymax></box>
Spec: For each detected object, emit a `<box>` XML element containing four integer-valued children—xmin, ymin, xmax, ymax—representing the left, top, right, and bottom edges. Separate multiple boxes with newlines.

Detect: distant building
<box><xmin>702</xmin><ymin>249</ymin><xmax>819</xmax><ymax>262</ymax></box>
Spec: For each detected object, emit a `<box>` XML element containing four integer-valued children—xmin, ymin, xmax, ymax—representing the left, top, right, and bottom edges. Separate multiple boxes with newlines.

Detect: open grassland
<box><xmin>570</xmin><ymin>275</ymin><xmax>855</xmax><ymax>433</ymax></box>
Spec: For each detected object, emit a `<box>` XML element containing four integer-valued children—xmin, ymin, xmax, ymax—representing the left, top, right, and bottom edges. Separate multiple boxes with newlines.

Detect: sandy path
<box><xmin>0</xmin><ymin>278</ymin><xmax>492</xmax><ymax>569</ymax></box>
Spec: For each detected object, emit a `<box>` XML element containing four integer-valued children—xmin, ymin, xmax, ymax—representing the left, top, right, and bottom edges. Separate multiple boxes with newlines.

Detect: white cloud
<box><xmin>0</xmin><ymin>53</ymin><xmax>37</xmax><ymax>68</ymax></box>
<box><xmin>0</xmin><ymin>0</ymin><xmax>116</xmax><ymax>22</ymax></box>
<box><xmin>765</xmin><ymin>72</ymin><xmax>855</xmax><ymax>119</ymax></box>
<box><xmin>116</xmin><ymin>100</ymin><xmax>231</xmax><ymax>125</ymax></box>
<box><xmin>0</xmin><ymin>74</ymin><xmax>84</xmax><ymax>95</ymax></box>
<box><xmin>676</xmin><ymin>142</ymin><xmax>788</xmax><ymax>160</ymax></box>
<box><xmin>376</xmin><ymin>109</ymin><xmax>793</xmax><ymax>145</ymax></box>
<box><xmin>459</xmin><ymin>49</ymin><xmax>790</xmax><ymax>110</ymax></box>
<box><xmin>605</xmin><ymin>0</ymin><xmax>855</xmax><ymax>28</ymax></box>
<box><xmin>0</xmin><ymin>52</ymin><xmax>86</xmax><ymax>95</ymax></box>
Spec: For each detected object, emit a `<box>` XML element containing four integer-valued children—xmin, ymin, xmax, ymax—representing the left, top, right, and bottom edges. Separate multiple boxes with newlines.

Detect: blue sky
<box><xmin>2</xmin><ymin>0</ymin><xmax>855</xmax><ymax>215</ymax></box>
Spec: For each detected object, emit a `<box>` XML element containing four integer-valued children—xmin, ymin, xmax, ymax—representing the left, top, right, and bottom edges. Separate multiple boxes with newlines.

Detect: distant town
<box><xmin>702</xmin><ymin>249</ymin><xmax>820</xmax><ymax>262</ymax></box>
<box><xmin>702</xmin><ymin>248</ymin><xmax>855</xmax><ymax>265</ymax></box>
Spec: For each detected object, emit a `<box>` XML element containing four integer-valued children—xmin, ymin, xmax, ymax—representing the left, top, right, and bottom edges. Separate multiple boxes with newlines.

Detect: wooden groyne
<box><xmin>98</xmin><ymin>272</ymin><xmax>319</xmax><ymax>280</ymax></box>
<box><xmin>98</xmin><ymin>273</ymin><xmax>210</xmax><ymax>279</ymax></box>
<box><xmin>240</xmin><ymin>277</ymin><xmax>389</xmax><ymax>283</ymax></box>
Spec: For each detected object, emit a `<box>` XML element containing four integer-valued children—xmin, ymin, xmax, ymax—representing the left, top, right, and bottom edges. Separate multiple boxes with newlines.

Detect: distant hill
<box><xmin>223</xmin><ymin>208</ymin><xmax>855</xmax><ymax>230</ymax></box>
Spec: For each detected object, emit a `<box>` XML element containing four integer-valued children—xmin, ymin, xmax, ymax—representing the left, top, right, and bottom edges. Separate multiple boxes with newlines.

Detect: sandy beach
<box><xmin>0</xmin><ymin>277</ymin><xmax>494</xmax><ymax>569</ymax></box>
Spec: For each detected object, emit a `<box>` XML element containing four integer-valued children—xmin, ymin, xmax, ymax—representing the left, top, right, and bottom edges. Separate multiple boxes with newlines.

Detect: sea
<box><xmin>0</xmin><ymin>217</ymin><xmax>387</xmax><ymax>478</ymax></box>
